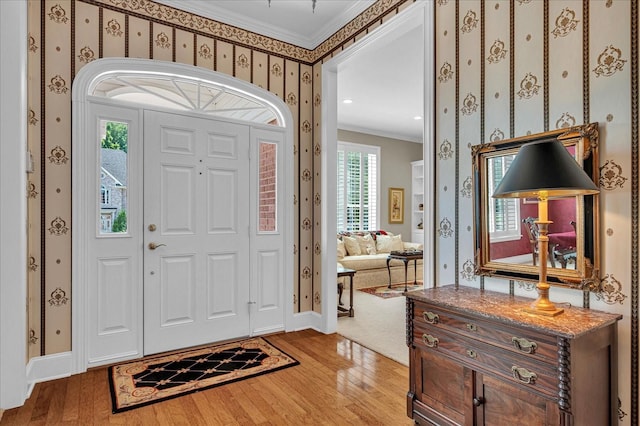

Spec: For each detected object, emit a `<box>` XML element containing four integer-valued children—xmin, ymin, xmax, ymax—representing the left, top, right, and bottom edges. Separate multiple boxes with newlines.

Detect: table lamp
<box><xmin>492</xmin><ymin>139</ymin><xmax>599</xmax><ymax>316</ymax></box>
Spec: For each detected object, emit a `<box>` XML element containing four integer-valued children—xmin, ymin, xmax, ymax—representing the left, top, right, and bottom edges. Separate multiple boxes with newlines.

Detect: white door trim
<box><xmin>320</xmin><ymin>1</ymin><xmax>435</xmax><ymax>333</ymax></box>
<box><xmin>72</xmin><ymin>58</ymin><xmax>295</xmax><ymax>374</ymax></box>
<box><xmin>0</xmin><ymin>0</ymin><xmax>28</xmax><ymax>410</ymax></box>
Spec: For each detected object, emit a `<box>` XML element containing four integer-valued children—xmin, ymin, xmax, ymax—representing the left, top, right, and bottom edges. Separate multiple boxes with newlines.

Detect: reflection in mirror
<box><xmin>487</xmin><ymin>145</ymin><xmax>578</xmax><ymax>270</ymax></box>
<box><xmin>472</xmin><ymin>124</ymin><xmax>600</xmax><ymax>288</ymax></box>
<box><xmin>99</xmin><ymin>120</ymin><xmax>128</xmax><ymax>234</ymax></box>
<box><xmin>491</xmin><ymin>198</ymin><xmax>578</xmax><ymax>268</ymax></box>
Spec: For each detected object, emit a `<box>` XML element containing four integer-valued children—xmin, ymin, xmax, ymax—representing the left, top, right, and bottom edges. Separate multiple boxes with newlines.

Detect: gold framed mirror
<box><xmin>472</xmin><ymin>123</ymin><xmax>600</xmax><ymax>289</ymax></box>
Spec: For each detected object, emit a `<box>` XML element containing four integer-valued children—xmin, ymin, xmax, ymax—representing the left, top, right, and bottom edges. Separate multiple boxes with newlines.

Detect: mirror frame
<box><xmin>472</xmin><ymin>123</ymin><xmax>600</xmax><ymax>289</ymax></box>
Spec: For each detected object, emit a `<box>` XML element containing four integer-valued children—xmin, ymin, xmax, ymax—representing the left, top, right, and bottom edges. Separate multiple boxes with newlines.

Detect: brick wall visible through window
<box><xmin>259</xmin><ymin>141</ymin><xmax>277</xmax><ymax>232</ymax></box>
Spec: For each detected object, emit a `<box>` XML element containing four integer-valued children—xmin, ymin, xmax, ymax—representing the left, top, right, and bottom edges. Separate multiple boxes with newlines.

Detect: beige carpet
<box><xmin>337</xmin><ymin>289</ymin><xmax>409</xmax><ymax>366</ymax></box>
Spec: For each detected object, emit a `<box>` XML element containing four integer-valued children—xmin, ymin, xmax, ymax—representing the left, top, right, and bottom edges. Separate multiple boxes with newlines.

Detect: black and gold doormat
<box><xmin>108</xmin><ymin>337</ymin><xmax>299</xmax><ymax>413</ymax></box>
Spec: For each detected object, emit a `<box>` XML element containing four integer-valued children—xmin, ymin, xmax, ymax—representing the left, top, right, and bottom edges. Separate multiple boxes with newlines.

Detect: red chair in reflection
<box><xmin>523</xmin><ymin>218</ymin><xmax>577</xmax><ymax>268</ymax></box>
<box><xmin>549</xmin><ymin>221</ymin><xmax>577</xmax><ymax>268</ymax></box>
<box><xmin>522</xmin><ymin>217</ymin><xmax>540</xmax><ymax>266</ymax></box>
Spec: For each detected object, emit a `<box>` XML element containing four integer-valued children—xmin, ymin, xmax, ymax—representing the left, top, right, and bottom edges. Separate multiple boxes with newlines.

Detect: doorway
<box><xmin>72</xmin><ymin>59</ymin><xmax>294</xmax><ymax>372</ymax></box>
<box><xmin>320</xmin><ymin>2</ymin><xmax>435</xmax><ymax>336</ymax></box>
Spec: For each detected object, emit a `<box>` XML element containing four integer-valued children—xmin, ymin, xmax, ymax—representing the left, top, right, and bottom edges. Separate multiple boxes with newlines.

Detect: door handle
<box><xmin>148</xmin><ymin>242</ymin><xmax>166</xmax><ymax>250</ymax></box>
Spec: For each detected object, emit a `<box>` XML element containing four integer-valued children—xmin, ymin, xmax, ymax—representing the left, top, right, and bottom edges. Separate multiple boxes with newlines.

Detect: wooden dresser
<box><xmin>405</xmin><ymin>285</ymin><xmax>622</xmax><ymax>426</ymax></box>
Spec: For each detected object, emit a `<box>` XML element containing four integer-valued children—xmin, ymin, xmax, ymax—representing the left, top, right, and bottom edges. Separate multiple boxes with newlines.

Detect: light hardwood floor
<box><xmin>1</xmin><ymin>330</ymin><xmax>413</xmax><ymax>425</ymax></box>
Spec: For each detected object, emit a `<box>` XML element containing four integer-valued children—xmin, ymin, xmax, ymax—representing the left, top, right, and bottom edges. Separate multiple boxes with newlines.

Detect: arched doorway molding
<box><xmin>320</xmin><ymin>1</ymin><xmax>435</xmax><ymax>332</ymax></box>
<box><xmin>71</xmin><ymin>58</ymin><xmax>295</xmax><ymax>373</ymax></box>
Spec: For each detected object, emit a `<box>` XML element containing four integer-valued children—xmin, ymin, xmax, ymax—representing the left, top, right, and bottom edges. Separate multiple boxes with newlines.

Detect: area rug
<box><xmin>108</xmin><ymin>337</ymin><xmax>299</xmax><ymax>413</ymax></box>
<box><xmin>337</xmin><ymin>290</ymin><xmax>408</xmax><ymax>366</ymax></box>
<box><xmin>359</xmin><ymin>281</ymin><xmax>423</xmax><ymax>298</ymax></box>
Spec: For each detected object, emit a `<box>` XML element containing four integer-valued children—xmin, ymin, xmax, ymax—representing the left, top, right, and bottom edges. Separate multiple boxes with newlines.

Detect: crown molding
<box><xmin>153</xmin><ymin>0</ymin><xmax>374</xmax><ymax>50</ymax></box>
<box><xmin>338</xmin><ymin>124</ymin><xmax>423</xmax><ymax>144</ymax></box>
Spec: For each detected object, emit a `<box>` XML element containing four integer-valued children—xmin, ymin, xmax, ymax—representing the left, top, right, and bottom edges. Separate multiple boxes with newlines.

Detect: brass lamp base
<box><xmin>524</xmin><ymin>305</ymin><xmax>564</xmax><ymax>317</ymax></box>
<box><xmin>523</xmin><ymin>282</ymin><xmax>564</xmax><ymax>317</ymax></box>
<box><xmin>522</xmin><ymin>218</ymin><xmax>564</xmax><ymax>317</ymax></box>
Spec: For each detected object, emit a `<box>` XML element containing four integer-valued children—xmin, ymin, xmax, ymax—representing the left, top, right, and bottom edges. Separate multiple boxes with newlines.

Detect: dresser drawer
<box><xmin>413</xmin><ymin>302</ymin><xmax>557</xmax><ymax>363</ymax></box>
<box><xmin>406</xmin><ymin>286</ymin><xmax>622</xmax><ymax>426</ymax></box>
<box><xmin>412</xmin><ymin>322</ymin><xmax>559</xmax><ymax>399</ymax></box>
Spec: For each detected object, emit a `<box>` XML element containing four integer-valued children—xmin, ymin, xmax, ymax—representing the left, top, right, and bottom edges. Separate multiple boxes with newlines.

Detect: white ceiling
<box><xmin>154</xmin><ymin>0</ymin><xmax>423</xmax><ymax>143</ymax></box>
<box><xmin>336</xmin><ymin>25</ymin><xmax>423</xmax><ymax>142</ymax></box>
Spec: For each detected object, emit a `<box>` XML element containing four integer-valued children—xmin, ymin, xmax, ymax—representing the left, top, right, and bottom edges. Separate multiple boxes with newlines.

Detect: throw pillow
<box><xmin>337</xmin><ymin>238</ymin><xmax>346</xmax><ymax>259</ymax></box>
<box><xmin>342</xmin><ymin>235</ymin><xmax>361</xmax><ymax>256</ymax></box>
<box><xmin>390</xmin><ymin>234</ymin><xmax>404</xmax><ymax>251</ymax></box>
<box><xmin>376</xmin><ymin>234</ymin><xmax>403</xmax><ymax>253</ymax></box>
<box><xmin>376</xmin><ymin>234</ymin><xmax>392</xmax><ymax>253</ymax></box>
<box><xmin>356</xmin><ymin>233</ymin><xmax>377</xmax><ymax>255</ymax></box>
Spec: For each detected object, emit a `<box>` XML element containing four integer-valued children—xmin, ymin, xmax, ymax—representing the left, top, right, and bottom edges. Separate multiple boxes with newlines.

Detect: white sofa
<box><xmin>337</xmin><ymin>231</ymin><xmax>423</xmax><ymax>289</ymax></box>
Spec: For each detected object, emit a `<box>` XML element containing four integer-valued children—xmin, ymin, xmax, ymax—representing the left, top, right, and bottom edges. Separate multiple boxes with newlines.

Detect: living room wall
<box><xmin>433</xmin><ymin>1</ymin><xmax>638</xmax><ymax>421</ymax></box>
<box><xmin>337</xmin><ymin>129</ymin><xmax>423</xmax><ymax>239</ymax></box>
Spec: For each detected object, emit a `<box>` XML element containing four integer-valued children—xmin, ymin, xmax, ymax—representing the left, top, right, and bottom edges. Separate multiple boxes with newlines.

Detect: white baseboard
<box><xmin>291</xmin><ymin>310</ymin><xmax>326</xmax><ymax>333</ymax></box>
<box><xmin>26</xmin><ymin>352</ymin><xmax>72</xmax><ymax>397</ymax></box>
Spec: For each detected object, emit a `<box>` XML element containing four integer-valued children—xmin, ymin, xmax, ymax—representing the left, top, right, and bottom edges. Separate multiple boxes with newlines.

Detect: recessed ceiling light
<box><xmin>342</xmin><ymin>99</ymin><xmax>353</xmax><ymax>104</ymax></box>
<box><xmin>413</xmin><ymin>116</ymin><xmax>422</xmax><ymax>120</ymax></box>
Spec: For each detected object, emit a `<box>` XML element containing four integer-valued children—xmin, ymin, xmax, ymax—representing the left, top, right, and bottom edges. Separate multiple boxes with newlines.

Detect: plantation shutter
<box><xmin>489</xmin><ymin>154</ymin><xmax>520</xmax><ymax>240</ymax></box>
<box><xmin>337</xmin><ymin>142</ymin><xmax>379</xmax><ymax>231</ymax></box>
<box><xmin>337</xmin><ymin>150</ymin><xmax>345</xmax><ymax>230</ymax></box>
<box><xmin>366</xmin><ymin>152</ymin><xmax>377</xmax><ymax>229</ymax></box>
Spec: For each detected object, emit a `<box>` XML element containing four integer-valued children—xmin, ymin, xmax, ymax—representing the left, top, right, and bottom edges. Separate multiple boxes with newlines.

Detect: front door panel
<box><xmin>143</xmin><ymin>111</ymin><xmax>250</xmax><ymax>355</ymax></box>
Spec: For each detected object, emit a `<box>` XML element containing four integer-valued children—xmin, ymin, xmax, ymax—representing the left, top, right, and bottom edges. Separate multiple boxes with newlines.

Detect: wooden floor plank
<box><xmin>1</xmin><ymin>331</ymin><xmax>413</xmax><ymax>425</ymax></box>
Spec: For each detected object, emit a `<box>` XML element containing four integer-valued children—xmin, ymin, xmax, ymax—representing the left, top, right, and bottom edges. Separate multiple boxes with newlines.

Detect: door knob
<box><xmin>148</xmin><ymin>242</ymin><xmax>166</xmax><ymax>250</ymax></box>
<box><xmin>472</xmin><ymin>396</ymin><xmax>485</xmax><ymax>407</ymax></box>
<box><xmin>148</xmin><ymin>224</ymin><xmax>157</xmax><ymax>232</ymax></box>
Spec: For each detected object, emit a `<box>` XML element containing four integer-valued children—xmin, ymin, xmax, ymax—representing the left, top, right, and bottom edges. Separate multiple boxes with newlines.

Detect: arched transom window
<box><xmin>90</xmin><ymin>73</ymin><xmax>281</xmax><ymax>126</ymax></box>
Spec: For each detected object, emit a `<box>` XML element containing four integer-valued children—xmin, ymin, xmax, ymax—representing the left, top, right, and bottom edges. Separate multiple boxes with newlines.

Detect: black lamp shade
<box><xmin>493</xmin><ymin>139</ymin><xmax>599</xmax><ymax>198</ymax></box>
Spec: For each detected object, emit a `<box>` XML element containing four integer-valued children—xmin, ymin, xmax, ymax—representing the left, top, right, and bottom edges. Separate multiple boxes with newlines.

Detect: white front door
<box><xmin>143</xmin><ymin>110</ymin><xmax>251</xmax><ymax>355</ymax></box>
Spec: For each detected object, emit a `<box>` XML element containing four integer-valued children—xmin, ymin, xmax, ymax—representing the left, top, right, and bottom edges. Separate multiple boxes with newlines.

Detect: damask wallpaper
<box><xmin>24</xmin><ymin>0</ymin><xmax>640</xmax><ymax>422</ymax></box>
<box><xmin>434</xmin><ymin>0</ymin><xmax>637</xmax><ymax>422</ymax></box>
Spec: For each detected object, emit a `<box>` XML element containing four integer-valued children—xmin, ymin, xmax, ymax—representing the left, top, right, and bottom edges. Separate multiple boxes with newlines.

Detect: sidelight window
<box><xmin>99</xmin><ymin>119</ymin><xmax>129</xmax><ymax>234</ymax></box>
<box><xmin>259</xmin><ymin>141</ymin><xmax>277</xmax><ymax>232</ymax></box>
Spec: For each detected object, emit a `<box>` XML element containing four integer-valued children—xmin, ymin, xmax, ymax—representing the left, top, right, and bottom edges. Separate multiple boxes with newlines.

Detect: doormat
<box><xmin>359</xmin><ymin>281</ymin><xmax>423</xmax><ymax>298</ymax></box>
<box><xmin>108</xmin><ymin>337</ymin><xmax>299</xmax><ymax>413</ymax></box>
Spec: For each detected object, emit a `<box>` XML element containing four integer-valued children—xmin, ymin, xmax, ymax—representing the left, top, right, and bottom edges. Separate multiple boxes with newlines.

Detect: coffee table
<box><xmin>387</xmin><ymin>250</ymin><xmax>423</xmax><ymax>292</ymax></box>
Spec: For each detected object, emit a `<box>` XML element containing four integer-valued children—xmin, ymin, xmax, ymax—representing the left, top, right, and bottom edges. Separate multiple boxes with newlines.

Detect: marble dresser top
<box><xmin>405</xmin><ymin>284</ymin><xmax>622</xmax><ymax>339</ymax></box>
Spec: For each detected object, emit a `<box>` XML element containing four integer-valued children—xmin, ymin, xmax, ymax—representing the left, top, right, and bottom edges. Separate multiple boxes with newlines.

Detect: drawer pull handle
<box><xmin>466</xmin><ymin>349</ymin><xmax>477</xmax><ymax>359</ymax></box>
<box><xmin>423</xmin><ymin>311</ymin><xmax>440</xmax><ymax>324</ymax></box>
<box><xmin>422</xmin><ymin>334</ymin><xmax>439</xmax><ymax>348</ymax></box>
<box><xmin>472</xmin><ymin>396</ymin><xmax>484</xmax><ymax>407</ymax></box>
<box><xmin>466</xmin><ymin>323</ymin><xmax>477</xmax><ymax>332</ymax></box>
<box><xmin>511</xmin><ymin>366</ymin><xmax>537</xmax><ymax>384</ymax></box>
<box><xmin>512</xmin><ymin>337</ymin><xmax>538</xmax><ymax>354</ymax></box>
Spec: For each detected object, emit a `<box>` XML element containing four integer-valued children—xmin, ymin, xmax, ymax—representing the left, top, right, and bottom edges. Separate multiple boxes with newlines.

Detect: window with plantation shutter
<box><xmin>488</xmin><ymin>154</ymin><xmax>521</xmax><ymax>242</ymax></box>
<box><xmin>337</xmin><ymin>142</ymin><xmax>379</xmax><ymax>232</ymax></box>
